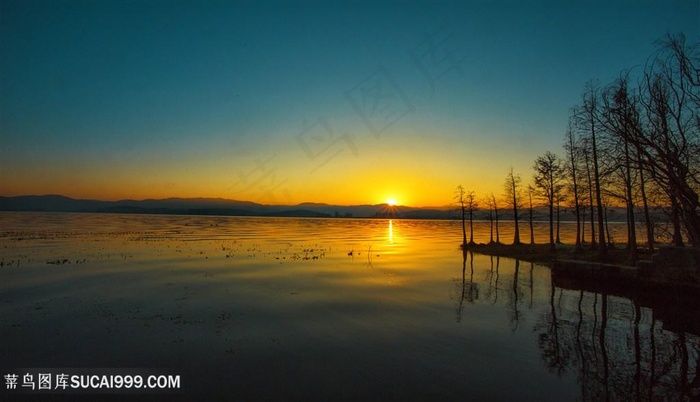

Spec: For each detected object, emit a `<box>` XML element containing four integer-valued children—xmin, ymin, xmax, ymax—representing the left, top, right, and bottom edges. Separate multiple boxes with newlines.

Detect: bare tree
<box><xmin>466</xmin><ymin>190</ymin><xmax>479</xmax><ymax>245</ymax></box>
<box><xmin>633</xmin><ymin>33</ymin><xmax>700</xmax><ymax>248</ymax></box>
<box><xmin>455</xmin><ymin>185</ymin><xmax>468</xmax><ymax>248</ymax></box>
<box><xmin>504</xmin><ymin>167</ymin><xmax>523</xmax><ymax>245</ymax></box>
<box><xmin>599</xmin><ymin>74</ymin><xmax>640</xmax><ymax>260</ymax></box>
<box><xmin>555</xmin><ymin>188</ymin><xmax>565</xmax><ymax>244</ymax></box>
<box><xmin>533</xmin><ymin>151</ymin><xmax>565</xmax><ymax>250</ymax></box>
<box><xmin>575</xmin><ymin>83</ymin><xmax>609</xmax><ymax>259</ymax></box>
<box><xmin>484</xmin><ymin>194</ymin><xmax>497</xmax><ymax>244</ymax></box>
<box><xmin>492</xmin><ymin>193</ymin><xmax>501</xmax><ymax>244</ymax></box>
<box><xmin>563</xmin><ymin>120</ymin><xmax>582</xmax><ymax>249</ymax></box>
<box><xmin>579</xmin><ymin>135</ymin><xmax>597</xmax><ymax>248</ymax></box>
<box><xmin>527</xmin><ymin>185</ymin><xmax>535</xmax><ymax>245</ymax></box>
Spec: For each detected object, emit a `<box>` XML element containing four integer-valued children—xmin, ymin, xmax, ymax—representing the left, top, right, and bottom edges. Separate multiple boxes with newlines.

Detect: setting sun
<box><xmin>386</xmin><ymin>198</ymin><xmax>398</xmax><ymax>206</ymax></box>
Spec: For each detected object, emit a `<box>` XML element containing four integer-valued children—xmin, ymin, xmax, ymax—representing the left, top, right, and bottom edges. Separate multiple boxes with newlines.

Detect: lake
<box><xmin>1</xmin><ymin>212</ymin><xmax>698</xmax><ymax>400</ymax></box>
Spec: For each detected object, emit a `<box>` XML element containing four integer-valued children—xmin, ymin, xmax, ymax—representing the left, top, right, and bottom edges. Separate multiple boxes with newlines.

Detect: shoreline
<box><xmin>460</xmin><ymin>242</ymin><xmax>646</xmax><ymax>265</ymax></box>
<box><xmin>461</xmin><ymin>242</ymin><xmax>700</xmax><ymax>288</ymax></box>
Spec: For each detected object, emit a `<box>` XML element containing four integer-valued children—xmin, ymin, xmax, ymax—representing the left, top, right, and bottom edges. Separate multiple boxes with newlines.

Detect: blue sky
<box><xmin>1</xmin><ymin>1</ymin><xmax>698</xmax><ymax>206</ymax></box>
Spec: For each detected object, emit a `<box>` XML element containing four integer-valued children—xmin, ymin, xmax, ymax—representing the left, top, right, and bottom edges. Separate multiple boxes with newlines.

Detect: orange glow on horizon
<box><xmin>2</xmin><ymin>153</ymin><xmax>519</xmax><ymax>208</ymax></box>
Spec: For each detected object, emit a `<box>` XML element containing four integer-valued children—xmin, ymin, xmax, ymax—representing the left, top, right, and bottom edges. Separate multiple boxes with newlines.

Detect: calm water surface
<box><xmin>0</xmin><ymin>212</ymin><xmax>698</xmax><ymax>400</ymax></box>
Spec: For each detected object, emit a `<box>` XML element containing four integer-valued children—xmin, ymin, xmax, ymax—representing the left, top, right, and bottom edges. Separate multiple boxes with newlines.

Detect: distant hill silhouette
<box><xmin>0</xmin><ymin>195</ymin><xmax>455</xmax><ymax>219</ymax></box>
<box><xmin>0</xmin><ymin>194</ymin><xmax>635</xmax><ymax>221</ymax></box>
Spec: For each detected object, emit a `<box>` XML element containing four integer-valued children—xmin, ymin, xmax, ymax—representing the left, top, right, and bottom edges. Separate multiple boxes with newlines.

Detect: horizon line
<box><xmin>0</xmin><ymin>193</ymin><xmax>455</xmax><ymax>209</ymax></box>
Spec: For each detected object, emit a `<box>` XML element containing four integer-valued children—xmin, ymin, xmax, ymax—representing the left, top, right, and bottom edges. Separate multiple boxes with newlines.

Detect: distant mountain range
<box><xmin>0</xmin><ymin>194</ymin><xmax>639</xmax><ymax>222</ymax></box>
<box><xmin>0</xmin><ymin>195</ymin><xmax>457</xmax><ymax>219</ymax></box>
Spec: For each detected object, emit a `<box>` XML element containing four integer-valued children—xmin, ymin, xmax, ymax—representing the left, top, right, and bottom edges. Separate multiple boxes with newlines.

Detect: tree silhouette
<box><xmin>527</xmin><ymin>185</ymin><xmax>535</xmax><ymax>245</ymax></box>
<box><xmin>504</xmin><ymin>167</ymin><xmax>522</xmax><ymax>245</ymax></box>
<box><xmin>484</xmin><ymin>194</ymin><xmax>496</xmax><ymax>244</ymax></box>
<box><xmin>533</xmin><ymin>151</ymin><xmax>565</xmax><ymax>250</ymax></box>
<box><xmin>490</xmin><ymin>193</ymin><xmax>501</xmax><ymax>244</ymax></box>
<box><xmin>576</xmin><ymin>82</ymin><xmax>608</xmax><ymax>259</ymax></box>
<box><xmin>563</xmin><ymin>122</ymin><xmax>583</xmax><ymax>250</ymax></box>
<box><xmin>565</xmin><ymin>33</ymin><xmax>700</xmax><ymax>251</ymax></box>
<box><xmin>636</xmin><ymin>33</ymin><xmax>700</xmax><ymax>247</ymax></box>
<box><xmin>465</xmin><ymin>190</ymin><xmax>478</xmax><ymax>245</ymax></box>
<box><xmin>455</xmin><ymin>185</ymin><xmax>468</xmax><ymax>248</ymax></box>
<box><xmin>599</xmin><ymin>74</ymin><xmax>640</xmax><ymax>260</ymax></box>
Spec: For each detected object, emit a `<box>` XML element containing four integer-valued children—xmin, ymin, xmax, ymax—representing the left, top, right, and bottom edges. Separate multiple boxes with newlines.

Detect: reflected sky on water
<box><xmin>1</xmin><ymin>213</ymin><xmax>697</xmax><ymax>400</ymax></box>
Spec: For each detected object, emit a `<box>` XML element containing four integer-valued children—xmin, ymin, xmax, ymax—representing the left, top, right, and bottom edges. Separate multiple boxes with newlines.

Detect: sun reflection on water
<box><xmin>388</xmin><ymin>219</ymin><xmax>393</xmax><ymax>245</ymax></box>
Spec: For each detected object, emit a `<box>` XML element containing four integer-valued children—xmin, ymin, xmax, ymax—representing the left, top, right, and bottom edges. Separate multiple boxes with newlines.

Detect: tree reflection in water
<box><xmin>455</xmin><ymin>250</ymin><xmax>479</xmax><ymax>322</ymax></box>
<box><xmin>537</xmin><ymin>266</ymin><xmax>700</xmax><ymax>401</ymax></box>
<box><xmin>452</xmin><ymin>253</ymin><xmax>698</xmax><ymax>400</ymax></box>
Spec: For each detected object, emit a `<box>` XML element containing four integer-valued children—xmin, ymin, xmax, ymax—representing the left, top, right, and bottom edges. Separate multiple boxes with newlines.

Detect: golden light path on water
<box><xmin>389</xmin><ymin>219</ymin><xmax>393</xmax><ymax>245</ymax></box>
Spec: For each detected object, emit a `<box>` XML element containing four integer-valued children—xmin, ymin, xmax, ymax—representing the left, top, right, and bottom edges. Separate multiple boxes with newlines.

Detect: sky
<box><xmin>1</xmin><ymin>1</ymin><xmax>698</xmax><ymax>207</ymax></box>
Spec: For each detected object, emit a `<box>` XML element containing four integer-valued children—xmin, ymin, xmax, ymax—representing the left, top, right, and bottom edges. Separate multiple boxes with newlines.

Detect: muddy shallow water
<box><xmin>1</xmin><ymin>212</ymin><xmax>697</xmax><ymax>400</ymax></box>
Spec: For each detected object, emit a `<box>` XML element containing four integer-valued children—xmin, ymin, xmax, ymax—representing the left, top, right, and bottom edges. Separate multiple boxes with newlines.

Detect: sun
<box><xmin>386</xmin><ymin>198</ymin><xmax>397</xmax><ymax>206</ymax></box>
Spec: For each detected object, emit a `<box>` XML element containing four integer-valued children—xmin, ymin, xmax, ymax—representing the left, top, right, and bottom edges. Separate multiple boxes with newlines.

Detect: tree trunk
<box><xmin>638</xmin><ymin>157</ymin><xmax>654</xmax><ymax>252</ymax></box>
<box><xmin>494</xmin><ymin>202</ymin><xmax>500</xmax><ymax>244</ymax></box>
<box><xmin>461</xmin><ymin>202</ymin><xmax>467</xmax><ymax>247</ymax></box>
<box><xmin>584</xmin><ymin>152</ymin><xmax>597</xmax><ymax>248</ymax></box>
<box><xmin>591</xmin><ymin>122</ymin><xmax>608</xmax><ymax>259</ymax></box>
<box><xmin>671</xmin><ymin>193</ymin><xmax>684</xmax><ymax>247</ymax></box>
<box><xmin>511</xmin><ymin>174</ymin><xmax>521</xmax><ymax>245</ymax></box>
<box><xmin>678</xmin><ymin>180</ymin><xmax>700</xmax><ymax>247</ymax></box>
<box><xmin>605</xmin><ymin>204</ymin><xmax>613</xmax><ymax>247</ymax></box>
<box><xmin>624</xmin><ymin>139</ymin><xmax>637</xmax><ymax>261</ymax></box>
<box><xmin>529</xmin><ymin>190</ymin><xmax>535</xmax><ymax>245</ymax></box>
<box><xmin>469</xmin><ymin>208</ymin><xmax>475</xmax><ymax>245</ymax></box>
<box><xmin>566</xmin><ymin>129</ymin><xmax>582</xmax><ymax>250</ymax></box>
<box><xmin>581</xmin><ymin>204</ymin><xmax>587</xmax><ymax>246</ymax></box>
<box><xmin>549</xmin><ymin>181</ymin><xmax>554</xmax><ymax>249</ymax></box>
<box><xmin>556</xmin><ymin>198</ymin><xmax>562</xmax><ymax>244</ymax></box>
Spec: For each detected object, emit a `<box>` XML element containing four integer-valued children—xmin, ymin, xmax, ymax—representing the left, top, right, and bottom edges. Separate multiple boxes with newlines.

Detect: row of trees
<box><xmin>458</xmin><ymin>33</ymin><xmax>700</xmax><ymax>259</ymax></box>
